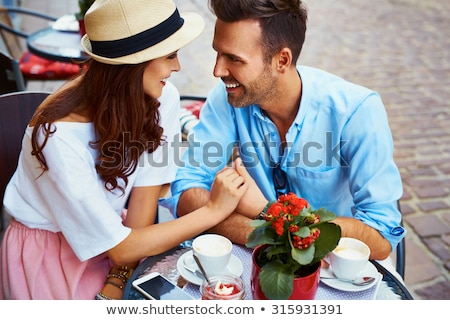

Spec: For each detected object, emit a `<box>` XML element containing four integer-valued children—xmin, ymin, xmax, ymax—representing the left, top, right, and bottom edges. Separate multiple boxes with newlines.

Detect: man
<box><xmin>163</xmin><ymin>0</ymin><xmax>405</xmax><ymax>261</ymax></box>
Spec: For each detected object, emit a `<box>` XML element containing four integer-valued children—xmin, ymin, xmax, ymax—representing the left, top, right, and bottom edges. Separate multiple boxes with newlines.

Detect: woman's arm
<box><xmin>100</xmin><ymin>167</ymin><xmax>247</xmax><ymax>299</ymax></box>
<box><xmin>107</xmin><ymin>166</ymin><xmax>248</xmax><ymax>265</ymax></box>
<box><xmin>99</xmin><ymin>185</ymin><xmax>162</xmax><ymax>299</ymax></box>
<box><xmin>126</xmin><ymin>185</ymin><xmax>161</xmax><ymax>230</ymax></box>
<box><xmin>177</xmin><ymin>158</ymin><xmax>268</xmax><ymax>245</ymax></box>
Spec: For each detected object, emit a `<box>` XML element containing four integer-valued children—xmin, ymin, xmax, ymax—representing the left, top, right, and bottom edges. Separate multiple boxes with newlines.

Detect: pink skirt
<box><xmin>1</xmin><ymin>219</ymin><xmax>113</xmax><ymax>299</ymax></box>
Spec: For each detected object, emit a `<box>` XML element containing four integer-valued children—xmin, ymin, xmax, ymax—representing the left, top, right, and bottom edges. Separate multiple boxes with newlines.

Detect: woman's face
<box><xmin>143</xmin><ymin>51</ymin><xmax>181</xmax><ymax>98</ymax></box>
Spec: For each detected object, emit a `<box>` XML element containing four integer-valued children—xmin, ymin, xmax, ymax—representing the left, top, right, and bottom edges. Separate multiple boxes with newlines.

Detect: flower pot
<box><xmin>250</xmin><ymin>246</ymin><xmax>321</xmax><ymax>300</ymax></box>
<box><xmin>78</xmin><ymin>19</ymin><xmax>86</xmax><ymax>36</ymax></box>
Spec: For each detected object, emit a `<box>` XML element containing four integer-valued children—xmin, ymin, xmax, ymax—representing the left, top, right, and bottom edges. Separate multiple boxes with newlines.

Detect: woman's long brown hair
<box><xmin>30</xmin><ymin>60</ymin><xmax>164</xmax><ymax>193</ymax></box>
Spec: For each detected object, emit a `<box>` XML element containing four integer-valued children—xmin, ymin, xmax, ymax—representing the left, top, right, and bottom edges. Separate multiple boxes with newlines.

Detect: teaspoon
<box><xmin>320</xmin><ymin>275</ymin><xmax>376</xmax><ymax>286</ymax></box>
<box><xmin>183</xmin><ymin>256</ymin><xmax>205</xmax><ymax>279</ymax></box>
<box><xmin>192</xmin><ymin>254</ymin><xmax>213</xmax><ymax>288</ymax></box>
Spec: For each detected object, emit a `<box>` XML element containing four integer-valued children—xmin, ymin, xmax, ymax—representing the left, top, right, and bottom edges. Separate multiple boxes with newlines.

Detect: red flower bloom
<box><xmin>263</xmin><ymin>193</ymin><xmax>324</xmax><ymax>244</ymax></box>
<box><xmin>267</xmin><ymin>202</ymin><xmax>284</xmax><ymax>219</ymax></box>
<box><xmin>272</xmin><ymin>218</ymin><xmax>285</xmax><ymax>236</ymax></box>
<box><xmin>291</xmin><ymin>228</ymin><xmax>321</xmax><ymax>249</ymax></box>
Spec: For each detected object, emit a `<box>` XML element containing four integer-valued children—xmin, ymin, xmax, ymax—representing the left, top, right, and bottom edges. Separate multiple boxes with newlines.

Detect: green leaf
<box><xmin>291</xmin><ymin>244</ymin><xmax>314</xmax><ymax>265</ymax></box>
<box><xmin>299</xmin><ymin>209</ymin><xmax>311</xmax><ymax>218</ymax></box>
<box><xmin>310</xmin><ymin>222</ymin><xmax>341</xmax><ymax>264</ymax></box>
<box><xmin>293</xmin><ymin>226</ymin><xmax>311</xmax><ymax>237</ymax></box>
<box><xmin>246</xmin><ymin>224</ymin><xmax>280</xmax><ymax>248</ymax></box>
<box><xmin>265</xmin><ymin>245</ymin><xmax>290</xmax><ymax>259</ymax></box>
<box><xmin>76</xmin><ymin>0</ymin><xmax>95</xmax><ymax>19</ymax></box>
<box><xmin>260</xmin><ymin>261</ymin><xmax>294</xmax><ymax>300</ymax></box>
<box><xmin>313</xmin><ymin>208</ymin><xmax>337</xmax><ymax>222</ymax></box>
<box><xmin>248</xmin><ymin>219</ymin><xmax>268</xmax><ymax>228</ymax></box>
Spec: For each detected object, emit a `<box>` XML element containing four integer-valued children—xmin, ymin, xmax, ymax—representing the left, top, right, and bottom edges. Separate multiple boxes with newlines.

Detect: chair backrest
<box><xmin>0</xmin><ymin>49</ymin><xmax>26</xmax><ymax>94</ymax></box>
<box><xmin>180</xmin><ymin>95</ymin><xmax>205</xmax><ymax>141</ymax></box>
<box><xmin>396</xmin><ymin>200</ymin><xmax>406</xmax><ymax>279</ymax></box>
<box><xmin>396</xmin><ymin>231</ymin><xmax>405</xmax><ymax>279</ymax></box>
<box><xmin>0</xmin><ymin>6</ymin><xmax>24</xmax><ymax>60</ymax></box>
<box><xmin>0</xmin><ymin>90</ymin><xmax>51</xmax><ymax>230</ymax></box>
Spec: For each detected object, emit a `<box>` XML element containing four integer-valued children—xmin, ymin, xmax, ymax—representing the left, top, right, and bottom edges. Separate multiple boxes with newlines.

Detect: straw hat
<box><xmin>81</xmin><ymin>0</ymin><xmax>205</xmax><ymax>65</ymax></box>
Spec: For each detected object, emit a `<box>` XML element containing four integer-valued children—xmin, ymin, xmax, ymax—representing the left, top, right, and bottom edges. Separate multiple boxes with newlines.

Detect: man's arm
<box><xmin>177</xmin><ymin>187</ymin><xmax>255</xmax><ymax>245</ymax></box>
<box><xmin>177</xmin><ymin>158</ymin><xmax>268</xmax><ymax>244</ymax></box>
<box><xmin>333</xmin><ymin>216</ymin><xmax>391</xmax><ymax>260</ymax></box>
<box><xmin>339</xmin><ymin>93</ymin><xmax>404</xmax><ymax>259</ymax></box>
<box><xmin>177</xmin><ymin>187</ymin><xmax>209</xmax><ymax>218</ymax></box>
<box><xmin>208</xmin><ymin>213</ymin><xmax>254</xmax><ymax>245</ymax></box>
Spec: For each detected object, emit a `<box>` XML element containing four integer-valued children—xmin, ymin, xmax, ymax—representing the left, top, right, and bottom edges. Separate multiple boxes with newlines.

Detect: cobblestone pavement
<box><xmin>15</xmin><ymin>0</ymin><xmax>450</xmax><ymax>299</ymax></box>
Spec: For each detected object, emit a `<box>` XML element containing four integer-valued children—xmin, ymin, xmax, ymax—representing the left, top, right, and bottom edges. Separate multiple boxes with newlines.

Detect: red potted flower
<box><xmin>246</xmin><ymin>193</ymin><xmax>341</xmax><ymax>300</ymax></box>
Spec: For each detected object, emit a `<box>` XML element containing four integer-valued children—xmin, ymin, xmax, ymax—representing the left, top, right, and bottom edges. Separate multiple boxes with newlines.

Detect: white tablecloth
<box><xmin>183</xmin><ymin>245</ymin><xmax>402</xmax><ymax>300</ymax></box>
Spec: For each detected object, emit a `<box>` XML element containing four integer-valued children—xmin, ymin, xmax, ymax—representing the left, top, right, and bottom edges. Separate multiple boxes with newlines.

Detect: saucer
<box><xmin>52</xmin><ymin>15</ymin><xmax>79</xmax><ymax>33</ymax></box>
<box><xmin>320</xmin><ymin>262</ymin><xmax>381</xmax><ymax>292</ymax></box>
<box><xmin>176</xmin><ymin>250</ymin><xmax>243</xmax><ymax>286</ymax></box>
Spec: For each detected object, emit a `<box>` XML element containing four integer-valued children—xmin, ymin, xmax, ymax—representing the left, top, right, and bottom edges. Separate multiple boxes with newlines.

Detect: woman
<box><xmin>0</xmin><ymin>0</ymin><xmax>248</xmax><ymax>299</ymax></box>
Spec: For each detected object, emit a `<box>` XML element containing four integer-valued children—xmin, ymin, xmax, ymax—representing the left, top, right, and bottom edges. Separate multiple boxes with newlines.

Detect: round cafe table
<box><xmin>27</xmin><ymin>27</ymin><xmax>90</xmax><ymax>63</ymax></box>
<box><xmin>122</xmin><ymin>241</ymin><xmax>414</xmax><ymax>300</ymax></box>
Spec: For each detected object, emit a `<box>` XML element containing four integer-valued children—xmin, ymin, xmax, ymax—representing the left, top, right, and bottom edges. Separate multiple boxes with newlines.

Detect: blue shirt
<box><xmin>162</xmin><ymin>65</ymin><xmax>406</xmax><ymax>251</ymax></box>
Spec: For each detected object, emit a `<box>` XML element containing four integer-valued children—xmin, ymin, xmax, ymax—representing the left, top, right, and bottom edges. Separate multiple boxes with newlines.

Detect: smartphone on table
<box><xmin>132</xmin><ymin>272</ymin><xmax>194</xmax><ymax>300</ymax></box>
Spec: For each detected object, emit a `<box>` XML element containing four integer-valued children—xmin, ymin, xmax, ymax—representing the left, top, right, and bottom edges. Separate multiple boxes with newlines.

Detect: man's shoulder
<box><xmin>297</xmin><ymin>65</ymin><xmax>380</xmax><ymax>115</ymax></box>
<box><xmin>207</xmin><ymin>80</ymin><xmax>228</xmax><ymax>102</ymax></box>
<box><xmin>297</xmin><ymin>65</ymin><xmax>372</xmax><ymax>94</ymax></box>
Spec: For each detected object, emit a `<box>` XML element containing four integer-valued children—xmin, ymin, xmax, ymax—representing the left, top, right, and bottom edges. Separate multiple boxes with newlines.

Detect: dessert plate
<box><xmin>320</xmin><ymin>262</ymin><xmax>381</xmax><ymax>292</ymax></box>
<box><xmin>177</xmin><ymin>250</ymin><xmax>243</xmax><ymax>286</ymax></box>
<box><xmin>52</xmin><ymin>15</ymin><xmax>79</xmax><ymax>32</ymax></box>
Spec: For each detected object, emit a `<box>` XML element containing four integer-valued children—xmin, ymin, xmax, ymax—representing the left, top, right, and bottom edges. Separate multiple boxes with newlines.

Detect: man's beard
<box><xmin>227</xmin><ymin>67</ymin><xmax>277</xmax><ymax>108</ymax></box>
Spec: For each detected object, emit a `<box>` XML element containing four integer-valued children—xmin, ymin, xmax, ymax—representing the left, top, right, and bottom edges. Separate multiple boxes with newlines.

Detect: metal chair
<box><xmin>396</xmin><ymin>200</ymin><xmax>406</xmax><ymax>279</ymax></box>
<box><xmin>0</xmin><ymin>90</ymin><xmax>51</xmax><ymax>231</ymax></box>
<box><xmin>0</xmin><ymin>49</ymin><xmax>25</xmax><ymax>94</ymax></box>
<box><xmin>0</xmin><ymin>6</ymin><xmax>82</xmax><ymax>86</ymax></box>
<box><xmin>180</xmin><ymin>95</ymin><xmax>205</xmax><ymax>141</ymax></box>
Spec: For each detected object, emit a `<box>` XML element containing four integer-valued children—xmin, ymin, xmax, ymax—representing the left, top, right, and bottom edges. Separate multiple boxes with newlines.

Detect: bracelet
<box><xmin>106</xmin><ymin>273</ymin><xmax>128</xmax><ymax>284</ymax></box>
<box><xmin>95</xmin><ymin>291</ymin><xmax>113</xmax><ymax>300</ymax></box>
<box><xmin>255</xmin><ymin>202</ymin><xmax>272</xmax><ymax>220</ymax></box>
<box><xmin>255</xmin><ymin>211</ymin><xmax>266</xmax><ymax>220</ymax></box>
<box><xmin>109</xmin><ymin>265</ymin><xmax>134</xmax><ymax>282</ymax></box>
<box><xmin>104</xmin><ymin>280</ymin><xmax>124</xmax><ymax>290</ymax></box>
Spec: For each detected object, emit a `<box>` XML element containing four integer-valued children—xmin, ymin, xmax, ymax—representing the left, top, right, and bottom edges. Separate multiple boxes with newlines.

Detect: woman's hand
<box><xmin>207</xmin><ymin>164</ymin><xmax>248</xmax><ymax>218</ymax></box>
<box><xmin>233</xmin><ymin>157</ymin><xmax>268</xmax><ymax>218</ymax></box>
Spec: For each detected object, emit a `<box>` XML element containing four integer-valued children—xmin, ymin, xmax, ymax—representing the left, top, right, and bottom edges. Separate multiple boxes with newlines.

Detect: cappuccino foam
<box><xmin>194</xmin><ymin>238</ymin><xmax>231</xmax><ymax>256</ymax></box>
<box><xmin>334</xmin><ymin>247</ymin><xmax>366</xmax><ymax>260</ymax></box>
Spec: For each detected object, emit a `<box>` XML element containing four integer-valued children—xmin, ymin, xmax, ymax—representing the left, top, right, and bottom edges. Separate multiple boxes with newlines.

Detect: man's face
<box><xmin>212</xmin><ymin>19</ymin><xmax>277</xmax><ymax>108</ymax></box>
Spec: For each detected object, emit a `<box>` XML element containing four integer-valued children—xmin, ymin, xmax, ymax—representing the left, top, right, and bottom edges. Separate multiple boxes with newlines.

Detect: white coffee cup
<box><xmin>328</xmin><ymin>237</ymin><xmax>370</xmax><ymax>280</ymax></box>
<box><xmin>192</xmin><ymin>234</ymin><xmax>232</xmax><ymax>276</ymax></box>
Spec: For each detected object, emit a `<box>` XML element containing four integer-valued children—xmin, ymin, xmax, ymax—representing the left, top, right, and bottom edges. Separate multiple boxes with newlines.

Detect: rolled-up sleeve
<box><xmin>342</xmin><ymin>93</ymin><xmax>406</xmax><ymax>251</ymax></box>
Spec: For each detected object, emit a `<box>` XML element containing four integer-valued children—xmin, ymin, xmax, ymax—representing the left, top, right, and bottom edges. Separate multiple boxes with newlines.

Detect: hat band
<box><xmin>90</xmin><ymin>9</ymin><xmax>184</xmax><ymax>59</ymax></box>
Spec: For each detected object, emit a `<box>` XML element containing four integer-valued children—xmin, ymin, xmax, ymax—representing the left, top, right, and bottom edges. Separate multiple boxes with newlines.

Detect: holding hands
<box><xmin>233</xmin><ymin>158</ymin><xmax>268</xmax><ymax>219</ymax></box>
<box><xmin>208</xmin><ymin>158</ymin><xmax>249</xmax><ymax>217</ymax></box>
